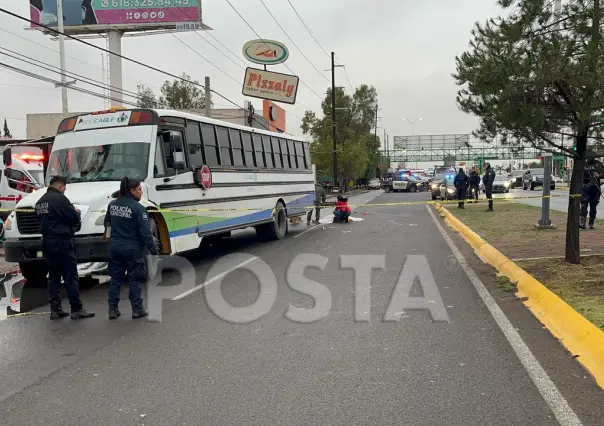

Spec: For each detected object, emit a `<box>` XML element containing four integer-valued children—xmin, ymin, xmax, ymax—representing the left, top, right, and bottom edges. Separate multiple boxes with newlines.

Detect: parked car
<box><xmin>368</xmin><ymin>178</ymin><xmax>381</xmax><ymax>190</ymax></box>
<box><xmin>490</xmin><ymin>175</ymin><xmax>511</xmax><ymax>193</ymax></box>
<box><xmin>439</xmin><ymin>175</ymin><xmax>459</xmax><ymax>201</ymax></box>
<box><xmin>522</xmin><ymin>168</ymin><xmax>555</xmax><ymax>190</ymax></box>
<box><xmin>383</xmin><ymin>173</ymin><xmax>427</xmax><ymax>193</ymax></box>
<box><xmin>430</xmin><ymin>173</ymin><xmax>448</xmax><ymax>200</ymax></box>
<box><xmin>510</xmin><ymin>170</ymin><xmax>525</xmax><ymax>188</ymax></box>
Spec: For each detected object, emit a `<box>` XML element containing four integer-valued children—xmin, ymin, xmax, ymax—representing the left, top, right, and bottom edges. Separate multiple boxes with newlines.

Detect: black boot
<box><xmin>132</xmin><ymin>309</ymin><xmax>149</xmax><ymax>319</ymax></box>
<box><xmin>109</xmin><ymin>309</ymin><xmax>121</xmax><ymax>320</ymax></box>
<box><xmin>589</xmin><ymin>218</ymin><xmax>595</xmax><ymax>229</ymax></box>
<box><xmin>50</xmin><ymin>310</ymin><xmax>69</xmax><ymax>320</ymax></box>
<box><xmin>580</xmin><ymin>216</ymin><xmax>587</xmax><ymax>229</ymax></box>
<box><xmin>71</xmin><ymin>308</ymin><xmax>95</xmax><ymax>320</ymax></box>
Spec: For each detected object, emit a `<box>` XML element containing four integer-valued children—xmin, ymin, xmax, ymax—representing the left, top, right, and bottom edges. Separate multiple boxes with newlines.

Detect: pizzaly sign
<box><xmin>242</xmin><ymin>39</ymin><xmax>289</xmax><ymax>65</ymax></box>
<box><xmin>242</xmin><ymin>68</ymin><xmax>299</xmax><ymax>105</ymax></box>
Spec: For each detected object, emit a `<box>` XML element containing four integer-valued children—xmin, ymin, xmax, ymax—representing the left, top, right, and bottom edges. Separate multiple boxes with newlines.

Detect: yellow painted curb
<box><xmin>438</xmin><ymin>205</ymin><xmax>604</xmax><ymax>389</ymax></box>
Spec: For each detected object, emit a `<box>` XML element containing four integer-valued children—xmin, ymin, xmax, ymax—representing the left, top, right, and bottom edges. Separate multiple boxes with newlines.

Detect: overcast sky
<box><xmin>0</xmin><ymin>0</ymin><xmax>504</xmax><ymax>142</ymax></box>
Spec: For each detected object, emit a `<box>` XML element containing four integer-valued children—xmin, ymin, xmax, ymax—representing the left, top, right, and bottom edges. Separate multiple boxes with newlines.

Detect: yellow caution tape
<box><xmin>0</xmin><ymin>311</ymin><xmax>51</xmax><ymax>320</ymax></box>
<box><xmin>0</xmin><ymin>193</ymin><xmax>584</xmax><ymax>214</ymax></box>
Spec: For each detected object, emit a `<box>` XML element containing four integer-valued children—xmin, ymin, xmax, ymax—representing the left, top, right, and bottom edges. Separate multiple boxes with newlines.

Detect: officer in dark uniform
<box><xmin>482</xmin><ymin>162</ymin><xmax>496</xmax><ymax>212</ymax></box>
<box><xmin>454</xmin><ymin>168</ymin><xmax>469</xmax><ymax>208</ymax></box>
<box><xmin>468</xmin><ymin>167</ymin><xmax>481</xmax><ymax>202</ymax></box>
<box><xmin>580</xmin><ymin>168</ymin><xmax>601</xmax><ymax>229</ymax></box>
<box><xmin>35</xmin><ymin>176</ymin><xmax>95</xmax><ymax>320</ymax></box>
<box><xmin>104</xmin><ymin>177</ymin><xmax>157</xmax><ymax>319</ymax></box>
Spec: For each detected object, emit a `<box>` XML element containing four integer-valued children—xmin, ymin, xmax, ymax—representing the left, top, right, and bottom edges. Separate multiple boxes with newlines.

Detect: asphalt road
<box><xmin>1</xmin><ymin>189</ymin><xmax>603</xmax><ymax>425</ymax></box>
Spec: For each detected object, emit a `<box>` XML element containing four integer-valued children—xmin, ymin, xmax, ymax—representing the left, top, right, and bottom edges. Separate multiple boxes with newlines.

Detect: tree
<box><xmin>301</xmin><ymin>84</ymin><xmax>379</xmax><ymax>189</ymax></box>
<box><xmin>453</xmin><ymin>0</ymin><xmax>604</xmax><ymax>264</ymax></box>
<box><xmin>3</xmin><ymin>119</ymin><xmax>12</xmax><ymax>138</ymax></box>
<box><xmin>136</xmin><ymin>84</ymin><xmax>159</xmax><ymax>109</ymax></box>
<box><xmin>135</xmin><ymin>73</ymin><xmax>213</xmax><ymax>110</ymax></box>
<box><xmin>159</xmin><ymin>73</ymin><xmax>211</xmax><ymax>110</ymax></box>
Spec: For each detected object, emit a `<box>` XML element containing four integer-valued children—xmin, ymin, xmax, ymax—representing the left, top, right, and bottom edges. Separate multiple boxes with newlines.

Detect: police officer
<box><xmin>35</xmin><ymin>176</ymin><xmax>95</xmax><ymax>320</ymax></box>
<box><xmin>482</xmin><ymin>162</ymin><xmax>496</xmax><ymax>212</ymax></box>
<box><xmin>104</xmin><ymin>177</ymin><xmax>157</xmax><ymax>319</ymax></box>
<box><xmin>468</xmin><ymin>167</ymin><xmax>481</xmax><ymax>203</ymax></box>
<box><xmin>307</xmin><ymin>182</ymin><xmax>327</xmax><ymax>225</ymax></box>
<box><xmin>454</xmin><ymin>168</ymin><xmax>469</xmax><ymax>208</ymax></box>
<box><xmin>580</xmin><ymin>168</ymin><xmax>601</xmax><ymax>229</ymax></box>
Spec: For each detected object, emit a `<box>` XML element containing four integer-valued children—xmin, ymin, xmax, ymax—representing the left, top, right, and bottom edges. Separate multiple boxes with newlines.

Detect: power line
<box><xmin>0</xmin><ymin>47</ymin><xmax>140</xmax><ymax>99</ymax></box>
<box><xmin>223</xmin><ymin>0</ymin><xmax>324</xmax><ymax>101</ymax></box>
<box><xmin>258</xmin><ymin>0</ymin><xmax>330</xmax><ymax>84</ymax></box>
<box><xmin>286</xmin><ymin>0</ymin><xmax>331</xmax><ymax>59</ymax></box>
<box><xmin>0</xmin><ymin>27</ymin><xmax>161</xmax><ymax>91</ymax></box>
<box><xmin>0</xmin><ymin>62</ymin><xmax>139</xmax><ymax>107</ymax></box>
<box><xmin>204</xmin><ymin>30</ymin><xmax>249</xmax><ymax>68</ymax></box>
<box><xmin>193</xmin><ymin>31</ymin><xmax>245</xmax><ymax>70</ymax></box>
<box><xmin>0</xmin><ymin>8</ymin><xmax>282</xmax><ymax>131</ymax></box>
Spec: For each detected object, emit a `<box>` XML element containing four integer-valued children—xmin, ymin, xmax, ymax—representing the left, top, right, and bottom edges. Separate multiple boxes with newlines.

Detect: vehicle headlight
<box><xmin>431</xmin><ymin>184</ymin><xmax>438</xmax><ymax>189</ymax></box>
<box><xmin>95</xmin><ymin>215</ymin><xmax>106</xmax><ymax>226</ymax></box>
<box><xmin>504</xmin><ymin>181</ymin><xmax>510</xmax><ymax>187</ymax></box>
<box><xmin>447</xmin><ymin>188</ymin><xmax>454</xmax><ymax>193</ymax></box>
<box><xmin>4</xmin><ymin>217</ymin><xmax>12</xmax><ymax>230</ymax></box>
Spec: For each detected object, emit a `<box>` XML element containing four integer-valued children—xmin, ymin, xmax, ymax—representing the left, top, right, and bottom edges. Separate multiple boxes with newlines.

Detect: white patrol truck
<box><xmin>0</xmin><ymin>146</ymin><xmax>45</xmax><ymax>218</ymax></box>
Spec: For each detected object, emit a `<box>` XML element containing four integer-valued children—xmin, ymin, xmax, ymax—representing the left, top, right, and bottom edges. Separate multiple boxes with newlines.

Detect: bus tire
<box><xmin>19</xmin><ymin>262</ymin><xmax>48</xmax><ymax>284</ymax></box>
<box><xmin>256</xmin><ymin>201</ymin><xmax>288</xmax><ymax>241</ymax></box>
<box><xmin>149</xmin><ymin>216</ymin><xmax>162</xmax><ymax>255</ymax></box>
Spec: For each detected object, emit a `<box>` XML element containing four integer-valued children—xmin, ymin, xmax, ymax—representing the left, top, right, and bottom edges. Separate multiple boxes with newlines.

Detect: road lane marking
<box><xmin>171</xmin><ymin>256</ymin><xmax>260</xmax><ymax>301</ymax></box>
<box><xmin>426</xmin><ymin>205</ymin><xmax>583</xmax><ymax>426</ymax></box>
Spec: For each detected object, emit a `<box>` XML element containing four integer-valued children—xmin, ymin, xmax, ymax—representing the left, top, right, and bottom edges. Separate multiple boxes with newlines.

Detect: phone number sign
<box><xmin>92</xmin><ymin>0</ymin><xmax>200</xmax><ymax>25</ymax></box>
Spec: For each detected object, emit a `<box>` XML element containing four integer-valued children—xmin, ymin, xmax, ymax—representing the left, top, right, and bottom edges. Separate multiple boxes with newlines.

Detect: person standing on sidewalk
<box><xmin>580</xmin><ymin>169</ymin><xmax>601</xmax><ymax>229</ymax></box>
<box><xmin>35</xmin><ymin>176</ymin><xmax>95</xmax><ymax>320</ymax></box>
<box><xmin>307</xmin><ymin>182</ymin><xmax>327</xmax><ymax>225</ymax></box>
<box><xmin>468</xmin><ymin>167</ymin><xmax>481</xmax><ymax>203</ymax></box>
<box><xmin>454</xmin><ymin>168</ymin><xmax>469</xmax><ymax>209</ymax></box>
<box><xmin>482</xmin><ymin>162</ymin><xmax>496</xmax><ymax>212</ymax></box>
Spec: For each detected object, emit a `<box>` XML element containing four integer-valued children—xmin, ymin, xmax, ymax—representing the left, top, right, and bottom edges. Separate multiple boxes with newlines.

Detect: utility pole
<box><xmin>56</xmin><ymin>0</ymin><xmax>68</xmax><ymax>113</ymax></box>
<box><xmin>205</xmin><ymin>76</ymin><xmax>211</xmax><ymax>118</ymax></box>
<box><xmin>331</xmin><ymin>52</ymin><xmax>338</xmax><ymax>186</ymax></box>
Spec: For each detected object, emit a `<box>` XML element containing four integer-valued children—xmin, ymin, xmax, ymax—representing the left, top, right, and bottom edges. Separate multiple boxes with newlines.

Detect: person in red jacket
<box><xmin>333</xmin><ymin>196</ymin><xmax>352</xmax><ymax>223</ymax></box>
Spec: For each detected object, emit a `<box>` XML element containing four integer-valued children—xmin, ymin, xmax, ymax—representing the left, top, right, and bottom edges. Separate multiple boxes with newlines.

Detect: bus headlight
<box><xmin>95</xmin><ymin>215</ymin><xmax>106</xmax><ymax>226</ymax></box>
<box><xmin>4</xmin><ymin>217</ymin><xmax>12</xmax><ymax>230</ymax></box>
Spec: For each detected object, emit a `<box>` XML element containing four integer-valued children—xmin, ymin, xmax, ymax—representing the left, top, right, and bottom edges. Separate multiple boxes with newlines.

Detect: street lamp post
<box><xmin>403</xmin><ymin>117</ymin><xmax>422</xmax><ymax>168</ymax></box>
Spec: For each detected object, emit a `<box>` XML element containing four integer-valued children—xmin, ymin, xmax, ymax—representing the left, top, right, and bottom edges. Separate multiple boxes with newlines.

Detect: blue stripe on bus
<box><xmin>168</xmin><ymin>193</ymin><xmax>315</xmax><ymax>238</ymax></box>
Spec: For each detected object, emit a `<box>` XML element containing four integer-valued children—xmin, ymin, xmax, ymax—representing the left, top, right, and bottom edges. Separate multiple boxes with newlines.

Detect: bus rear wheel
<box><xmin>256</xmin><ymin>201</ymin><xmax>288</xmax><ymax>241</ymax></box>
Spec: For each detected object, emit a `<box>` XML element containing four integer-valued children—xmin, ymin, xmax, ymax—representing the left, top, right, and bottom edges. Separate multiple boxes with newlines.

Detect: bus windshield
<box><xmin>46</xmin><ymin>142</ymin><xmax>150</xmax><ymax>184</ymax></box>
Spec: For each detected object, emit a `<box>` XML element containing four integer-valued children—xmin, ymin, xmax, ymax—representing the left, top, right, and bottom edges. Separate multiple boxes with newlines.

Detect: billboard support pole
<box><xmin>205</xmin><ymin>76</ymin><xmax>211</xmax><ymax>117</ymax></box>
<box><xmin>57</xmin><ymin>0</ymin><xmax>68</xmax><ymax>113</ymax></box>
<box><xmin>107</xmin><ymin>30</ymin><xmax>123</xmax><ymax>107</ymax></box>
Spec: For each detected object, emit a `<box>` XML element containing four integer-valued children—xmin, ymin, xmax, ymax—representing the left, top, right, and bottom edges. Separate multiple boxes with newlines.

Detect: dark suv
<box><xmin>522</xmin><ymin>168</ymin><xmax>555</xmax><ymax>191</ymax></box>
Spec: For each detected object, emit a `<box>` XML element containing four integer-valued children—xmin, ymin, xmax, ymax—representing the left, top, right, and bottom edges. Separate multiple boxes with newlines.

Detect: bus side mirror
<box><xmin>3</xmin><ymin>148</ymin><xmax>11</xmax><ymax>167</ymax></box>
<box><xmin>3</xmin><ymin>169</ymin><xmax>9</xmax><ymax>177</ymax></box>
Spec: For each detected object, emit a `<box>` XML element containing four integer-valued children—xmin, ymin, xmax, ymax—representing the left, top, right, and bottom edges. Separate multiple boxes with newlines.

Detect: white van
<box><xmin>0</xmin><ymin>146</ymin><xmax>45</xmax><ymax>219</ymax></box>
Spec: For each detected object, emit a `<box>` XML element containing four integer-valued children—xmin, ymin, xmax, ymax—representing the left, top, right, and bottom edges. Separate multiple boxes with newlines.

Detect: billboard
<box><xmin>29</xmin><ymin>0</ymin><xmax>201</xmax><ymax>33</ymax></box>
<box><xmin>242</xmin><ymin>68</ymin><xmax>299</xmax><ymax>105</ymax></box>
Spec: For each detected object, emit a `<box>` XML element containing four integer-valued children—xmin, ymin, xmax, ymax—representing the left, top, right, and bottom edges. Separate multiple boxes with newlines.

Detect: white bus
<box><xmin>3</xmin><ymin>108</ymin><xmax>315</xmax><ymax>282</ymax></box>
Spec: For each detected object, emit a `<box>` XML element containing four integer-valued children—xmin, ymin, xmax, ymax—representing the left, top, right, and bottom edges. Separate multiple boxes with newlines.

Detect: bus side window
<box><xmin>287</xmin><ymin>140</ymin><xmax>297</xmax><ymax>168</ymax></box>
<box><xmin>271</xmin><ymin>137</ymin><xmax>282</xmax><ymax>168</ymax></box>
<box><xmin>295</xmin><ymin>142</ymin><xmax>305</xmax><ymax>171</ymax></box>
<box><xmin>229</xmin><ymin>129</ymin><xmax>244</xmax><ymax>167</ymax></box>
<box><xmin>242</xmin><ymin>131</ymin><xmax>255</xmax><ymax>167</ymax></box>
<box><xmin>252</xmin><ymin>134</ymin><xmax>265</xmax><ymax>168</ymax></box>
<box><xmin>216</xmin><ymin>126</ymin><xmax>232</xmax><ymax>166</ymax></box>
<box><xmin>262</xmin><ymin>135</ymin><xmax>274</xmax><ymax>168</ymax></box>
<box><xmin>201</xmin><ymin>124</ymin><xmax>220</xmax><ymax>167</ymax></box>
<box><xmin>303</xmin><ymin>142</ymin><xmax>312</xmax><ymax>169</ymax></box>
<box><xmin>280</xmin><ymin>138</ymin><xmax>291</xmax><ymax>169</ymax></box>
<box><xmin>185</xmin><ymin>120</ymin><xmax>205</xmax><ymax>168</ymax></box>
<box><xmin>154</xmin><ymin>135</ymin><xmax>166</xmax><ymax>177</ymax></box>
<box><xmin>163</xmin><ymin>130</ymin><xmax>187</xmax><ymax>173</ymax></box>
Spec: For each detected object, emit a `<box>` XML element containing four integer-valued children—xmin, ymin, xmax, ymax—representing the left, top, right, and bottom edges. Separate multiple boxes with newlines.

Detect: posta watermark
<box><xmin>145</xmin><ymin>253</ymin><xmax>450</xmax><ymax>324</ymax></box>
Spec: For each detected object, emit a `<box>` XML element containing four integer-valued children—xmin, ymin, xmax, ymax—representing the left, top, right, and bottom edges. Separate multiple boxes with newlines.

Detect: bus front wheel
<box><xmin>256</xmin><ymin>201</ymin><xmax>288</xmax><ymax>241</ymax></box>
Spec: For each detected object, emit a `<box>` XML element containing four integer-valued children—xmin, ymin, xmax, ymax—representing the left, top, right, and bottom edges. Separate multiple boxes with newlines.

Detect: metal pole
<box><xmin>537</xmin><ymin>153</ymin><xmax>555</xmax><ymax>228</ymax></box>
<box><xmin>331</xmin><ymin>52</ymin><xmax>338</xmax><ymax>186</ymax></box>
<box><xmin>107</xmin><ymin>30</ymin><xmax>123</xmax><ymax>107</ymax></box>
<box><xmin>205</xmin><ymin>76</ymin><xmax>211</xmax><ymax>117</ymax></box>
<box><xmin>101</xmin><ymin>53</ymin><xmax>107</xmax><ymax>109</ymax></box>
<box><xmin>57</xmin><ymin>0</ymin><xmax>68</xmax><ymax>113</ymax></box>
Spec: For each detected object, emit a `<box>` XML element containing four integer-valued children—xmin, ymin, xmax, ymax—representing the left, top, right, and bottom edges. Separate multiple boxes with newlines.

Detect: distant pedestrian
<box><xmin>580</xmin><ymin>169</ymin><xmax>601</xmax><ymax>229</ymax></box>
<box><xmin>35</xmin><ymin>176</ymin><xmax>95</xmax><ymax>320</ymax></box>
<box><xmin>468</xmin><ymin>167</ymin><xmax>481</xmax><ymax>202</ymax></box>
<box><xmin>308</xmin><ymin>182</ymin><xmax>327</xmax><ymax>225</ymax></box>
<box><xmin>454</xmin><ymin>168</ymin><xmax>469</xmax><ymax>208</ymax></box>
<box><xmin>482</xmin><ymin>162</ymin><xmax>496</xmax><ymax>212</ymax></box>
